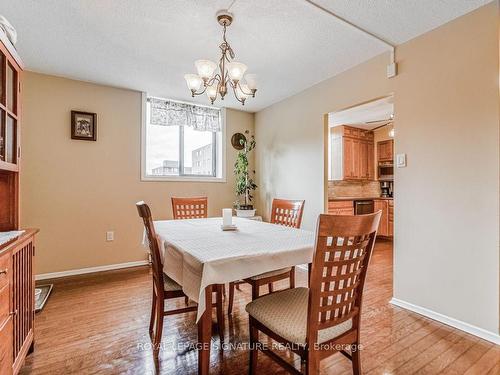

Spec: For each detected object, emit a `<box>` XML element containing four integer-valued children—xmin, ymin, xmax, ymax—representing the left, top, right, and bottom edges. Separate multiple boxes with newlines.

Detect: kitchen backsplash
<box><xmin>328</xmin><ymin>180</ymin><xmax>381</xmax><ymax>198</ymax></box>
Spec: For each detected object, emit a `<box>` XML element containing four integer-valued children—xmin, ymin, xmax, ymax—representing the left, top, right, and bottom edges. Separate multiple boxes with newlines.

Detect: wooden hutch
<box><xmin>0</xmin><ymin>32</ymin><xmax>38</xmax><ymax>375</ymax></box>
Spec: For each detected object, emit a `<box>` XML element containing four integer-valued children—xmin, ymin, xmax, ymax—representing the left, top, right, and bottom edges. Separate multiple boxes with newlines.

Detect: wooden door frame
<box><xmin>322</xmin><ymin>93</ymin><xmax>395</xmax><ymax>214</ymax></box>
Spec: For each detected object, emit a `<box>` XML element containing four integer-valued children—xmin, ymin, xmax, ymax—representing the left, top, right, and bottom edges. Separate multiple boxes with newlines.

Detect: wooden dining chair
<box><xmin>136</xmin><ymin>201</ymin><xmax>224</xmax><ymax>354</ymax></box>
<box><xmin>171</xmin><ymin>196</ymin><xmax>211</xmax><ymax>304</ymax></box>
<box><xmin>246</xmin><ymin>212</ymin><xmax>381</xmax><ymax>374</ymax></box>
<box><xmin>171</xmin><ymin>196</ymin><xmax>208</xmax><ymax>219</ymax></box>
<box><xmin>227</xmin><ymin>199</ymin><xmax>305</xmax><ymax>315</ymax></box>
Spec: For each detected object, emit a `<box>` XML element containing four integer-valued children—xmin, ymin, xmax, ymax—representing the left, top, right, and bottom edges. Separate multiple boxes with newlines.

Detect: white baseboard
<box><xmin>35</xmin><ymin>260</ymin><xmax>149</xmax><ymax>281</ymax></box>
<box><xmin>390</xmin><ymin>297</ymin><xmax>500</xmax><ymax>345</ymax></box>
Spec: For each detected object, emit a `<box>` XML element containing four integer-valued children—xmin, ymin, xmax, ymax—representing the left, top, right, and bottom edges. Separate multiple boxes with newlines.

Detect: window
<box><xmin>142</xmin><ymin>97</ymin><xmax>225</xmax><ymax>181</ymax></box>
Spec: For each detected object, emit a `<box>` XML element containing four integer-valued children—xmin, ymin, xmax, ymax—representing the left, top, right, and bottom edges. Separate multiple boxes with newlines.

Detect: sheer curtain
<box><xmin>149</xmin><ymin>98</ymin><xmax>221</xmax><ymax>132</ymax></box>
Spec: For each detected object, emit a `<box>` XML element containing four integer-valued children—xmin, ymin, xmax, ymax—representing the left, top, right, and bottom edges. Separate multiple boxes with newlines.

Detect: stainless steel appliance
<box><xmin>380</xmin><ymin>180</ymin><xmax>394</xmax><ymax>198</ymax></box>
<box><xmin>378</xmin><ymin>161</ymin><xmax>394</xmax><ymax>181</ymax></box>
<box><xmin>354</xmin><ymin>200</ymin><xmax>374</xmax><ymax>215</ymax></box>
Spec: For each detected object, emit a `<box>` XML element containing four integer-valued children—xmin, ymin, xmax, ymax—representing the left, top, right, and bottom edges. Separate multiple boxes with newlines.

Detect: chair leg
<box><xmin>228</xmin><ymin>282</ymin><xmax>235</xmax><ymax>315</ymax></box>
<box><xmin>308</xmin><ymin>263</ymin><xmax>312</xmax><ymax>288</ymax></box>
<box><xmin>251</xmin><ymin>282</ymin><xmax>259</xmax><ymax>300</ymax></box>
<box><xmin>153</xmin><ymin>299</ymin><xmax>164</xmax><ymax>354</ymax></box>
<box><xmin>352</xmin><ymin>343</ymin><xmax>361</xmax><ymax>375</ymax></box>
<box><xmin>306</xmin><ymin>350</ymin><xmax>319</xmax><ymax>375</ymax></box>
<box><xmin>248</xmin><ymin>319</ymin><xmax>258</xmax><ymax>375</ymax></box>
<box><xmin>216</xmin><ymin>285</ymin><xmax>225</xmax><ymax>343</ymax></box>
<box><xmin>268</xmin><ymin>283</ymin><xmax>274</xmax><ymax>293</ymax></box>
<box><xmin>184</xmin><ymin>296</ymin><xmax>189</xmax><ymax>305</ymax></box>
<box><xmin>149</xmin><ymin>290</ymin><xmax>157</xmax><ymax>339</ymax></box>
<box><xmin>290</xmin><ymin>266</ymin><xmax>296</xmax><ymax>289</ymax></box>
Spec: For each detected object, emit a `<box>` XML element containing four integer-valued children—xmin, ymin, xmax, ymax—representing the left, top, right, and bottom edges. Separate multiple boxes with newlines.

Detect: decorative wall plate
<box><xmin>231</xmin><ymin>132</ymin><xmax>246</xmax><ymax>150</ymax></box>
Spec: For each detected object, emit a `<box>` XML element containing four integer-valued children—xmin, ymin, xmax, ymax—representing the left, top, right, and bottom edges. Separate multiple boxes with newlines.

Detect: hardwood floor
<box><xmin>20</xmin><ymin>239</ymin><xmax>498</xmax><ymax>374</ymax></box>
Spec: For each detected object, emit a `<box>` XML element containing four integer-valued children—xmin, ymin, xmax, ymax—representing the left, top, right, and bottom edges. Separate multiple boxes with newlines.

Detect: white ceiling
<box><xmin>2</xmin><ymin>0</ymin><xmax>492</xmax><ymax>112</ymax></box>
<box><xmin>329</xmin><ymin>96</ymin><xmax>393</xmax><ymax>130</ymax></box>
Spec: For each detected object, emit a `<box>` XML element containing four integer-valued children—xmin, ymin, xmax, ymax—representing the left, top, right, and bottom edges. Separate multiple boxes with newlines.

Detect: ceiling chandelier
<box><xmin>184</xmin><ymin>10</ymin><xmax>257</xmax><ymax>106</ymax></box>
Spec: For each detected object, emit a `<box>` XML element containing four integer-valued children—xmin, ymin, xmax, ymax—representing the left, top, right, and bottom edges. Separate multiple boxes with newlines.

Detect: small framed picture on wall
<box><xmin>71</xmin><ymin>111</ymin><xmax>97</xmax><ymax>141</ymax></box>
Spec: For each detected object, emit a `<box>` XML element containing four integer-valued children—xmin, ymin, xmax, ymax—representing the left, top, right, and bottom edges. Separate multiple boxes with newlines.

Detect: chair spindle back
<box><xmin>307</xmin><ymin>212</ymin><xmax>381</xmax><ymax>344</ymax></box>
<box><xmin>136</xmin><ymin>201</ymin><xmax>164</xmax><ymax>296</ymax></box>
<box><xmin>270</xmin><ymin>199</ymin><xmax>305</xmax><ymax>228</ymax></box>
<box><xmin>171</xmin><ymin>197</ymin><xmax>208</xmax><ymax>219</ymax></box>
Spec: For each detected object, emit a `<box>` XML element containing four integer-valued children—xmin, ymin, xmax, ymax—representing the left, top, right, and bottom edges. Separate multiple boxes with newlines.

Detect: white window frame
<box><xmin>140</xmin><ymin>93</ymin><xmax>227</xmax><ymax>182</ymax></box>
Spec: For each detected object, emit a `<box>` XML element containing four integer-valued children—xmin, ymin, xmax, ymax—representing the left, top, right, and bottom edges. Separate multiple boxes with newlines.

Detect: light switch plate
<box><xmin>387</xmin><ymin>62</ymin><xmax>397</xmax><ymax>78</ymax></box>
<box><xmin>396</xmin><ymin>153</ymin><xmax>406</xmax><ymax>168</ymax></box>
<box><xmin>106</xmin><ymin>231</ymin><xmax>114</xmax><ymax>241</ymax></box>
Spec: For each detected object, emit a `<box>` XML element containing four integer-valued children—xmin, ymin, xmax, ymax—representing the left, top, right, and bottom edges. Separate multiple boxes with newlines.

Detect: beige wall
<box><xmin>255</xmin><ymin>55</ymin><xmax>392</xmax><ymax>225</ymax></box>
<box><xmin>21</xmin><ymin>72</ymin><xmax>254</xmax><ymax>274</ymax></box>
<box><xmin>255</xmin><ymin>2</ymin><xmax>499</xmax><ymax>335</ymax></box>
<box><xmin>393</xmin><ymin>2</ymin><xmax>499</xmax><ymax>335</ymax></box>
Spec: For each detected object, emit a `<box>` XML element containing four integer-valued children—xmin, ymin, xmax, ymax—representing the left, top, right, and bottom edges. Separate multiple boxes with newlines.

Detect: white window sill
<box><xmin>142</xmin><ymin>175</ymin><xmax>227</xmax><ymax>183</ymax></box>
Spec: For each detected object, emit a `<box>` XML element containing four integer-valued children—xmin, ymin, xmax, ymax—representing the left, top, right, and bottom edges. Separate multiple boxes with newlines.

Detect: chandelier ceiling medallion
<box><xmin>184</xmin><ymin>10</ymin><xmax>257</xmax><ymax>106</ymax></box>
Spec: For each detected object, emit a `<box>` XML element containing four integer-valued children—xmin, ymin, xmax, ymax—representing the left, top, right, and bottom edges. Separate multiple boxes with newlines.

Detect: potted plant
<box><xmin>234</xmin><ymin>131</ymin><xmax>257</xmax><ymax>217</ymax></box>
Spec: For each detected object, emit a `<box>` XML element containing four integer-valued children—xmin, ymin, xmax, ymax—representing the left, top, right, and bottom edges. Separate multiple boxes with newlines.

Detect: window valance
<box><xmin>149</xmin><ymin>98</ymin><xmax>221</xmax><ymax>132</ymax></box>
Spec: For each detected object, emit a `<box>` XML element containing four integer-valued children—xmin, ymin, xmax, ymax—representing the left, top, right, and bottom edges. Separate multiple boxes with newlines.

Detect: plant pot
<box><xmin>236</xmin><ymin>208</ymin><xmax>256</xmax><ymax>218</ymax></box>
<box><xmin>238</xmin><ymin>204</ymin><xmax>254</xmax><ymax>210</ymax></box>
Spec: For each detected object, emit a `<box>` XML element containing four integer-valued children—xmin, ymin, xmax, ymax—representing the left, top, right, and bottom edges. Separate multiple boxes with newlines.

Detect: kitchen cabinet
<box><xmin>328</xmin><ymin>200</ymin><xmax>354</xmax><ymax>215</ymax></box>
<box><xmin>331</xmin><ymin>126</ymin><xmax>374</xmax><ymax>181</ymax></box>
<box><xmin>388</xmin><ymin>200</ymin><xmax>394</xmax><ymax>236</ymax></box>
<box><xmin>368</xmin><ymin>142</ymin><xmax>374</xmax><ymax>180</ymax></box>
<box><xmin>374</xmin><ymin>199</ymin><xmax>393</xmax><ymax>238</ymax></box>
<box><xmin>343</xmin><ymin>137</ymin><xmax>359</xmax><ymax>179</ymax></box>
<box><xmin>328</xmin><ymin>199</ymin><xmax>393</xmax><ymax>236</ymax></box>
<box><xmin>374</xmin><ymin>200</ymin><xmax>388</xmax><ymax>236</ymax></box>
<box><xmin>359</xmin><ymin>140</ymin><xmax>374</xmax><ymax>180</ymax></box>
<box><xmin>377</xmin><ymin>140</ymin><xmax>393</xmax><ymax>162</ymax></box>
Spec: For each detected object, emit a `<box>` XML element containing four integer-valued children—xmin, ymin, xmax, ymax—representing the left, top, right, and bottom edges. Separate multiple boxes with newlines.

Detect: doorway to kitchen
<box><xmin>323</xmin><ymin>94</ymin><xmax>395</xmax><ymax>245</ymax></box>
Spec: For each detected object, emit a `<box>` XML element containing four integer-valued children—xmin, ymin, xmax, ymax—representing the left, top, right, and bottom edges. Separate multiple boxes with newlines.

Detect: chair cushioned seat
<box><xmin>163</xmin><ymin>273</ymin><xmax>182</xmax><ymax>291</ymax></box>
<box><xmin>246</xmin><ymin>287</ymin><xmax>352</xmax><ymax>345</ymax></box>
<box><xmin>249</xmin><ymin>267</ymin><xmax>292</xmax><ymax>280</ymax></box>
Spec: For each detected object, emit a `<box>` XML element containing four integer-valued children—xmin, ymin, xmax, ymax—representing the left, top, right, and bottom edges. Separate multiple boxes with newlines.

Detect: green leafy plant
<box><xmin>234</xmin><ymin>131</ymin><xmax>257</xmax><ymax>209</ymax></box>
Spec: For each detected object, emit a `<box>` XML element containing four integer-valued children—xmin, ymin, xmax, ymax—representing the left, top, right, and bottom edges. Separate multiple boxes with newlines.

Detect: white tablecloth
<box><xmin>152</xmin><ymin>217</ymin><xmax>315</xmax><ymax>321</ymax></box>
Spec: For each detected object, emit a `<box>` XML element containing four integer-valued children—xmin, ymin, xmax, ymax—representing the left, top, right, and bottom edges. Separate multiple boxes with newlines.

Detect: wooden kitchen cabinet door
<box><xmin>388</xmin><ymin>201</ymin><xmax>394</xmax><ymax>236</ymax></box>
<box><xmin>328</xmin><ymin>201</ymin><xmax>354</xmax><ymax>215</ymax></box>
<box><xmin>359</xmin><ymin>141</ymin><xmax>373</xmax><ymax>180</ymax></box>
<box><xmin>374</xmin><ymin>200</ymin><xmax>388</xmax><ymax>236</ymax></box>
<box><xmin>333</xmin><ymin>207</ymin><xmax>354</xmax><ymax>215</ymax></box>
<box><xmin>343</xmin><ymin>137</ymin><xmax>354</xmax><ymax>179</ymax></box>
<box><xmin>351</xmin><ymin>139</ymin><xmax>360</xmax><ymax>179</ymax></box>
<box><xmin>377</xmin><ymin>140</ymin><xmax>394</xmax><ymax>162</ymax></box>
<box><xmin>368</xmin><ymin>141</ymin><xmax>374</xmax><ymax>179</ymax></box>
<box><xmin>332</xmin><ymin>126</ymin><xmax>374</xmax><ymax>181</ymax></box>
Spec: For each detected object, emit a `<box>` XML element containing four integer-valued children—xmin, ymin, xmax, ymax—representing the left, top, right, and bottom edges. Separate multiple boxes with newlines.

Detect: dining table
<box><xmin>152</xmin><ymin>216</ymin><xmax>315</xmax><ymax>375</ymax></box>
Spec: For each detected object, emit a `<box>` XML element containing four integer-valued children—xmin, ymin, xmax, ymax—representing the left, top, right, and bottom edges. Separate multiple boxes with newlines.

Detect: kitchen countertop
<box><xmin>329</xmin><ymin>196</ymin><xmax>393</xmax><ymax>201</ymax></box>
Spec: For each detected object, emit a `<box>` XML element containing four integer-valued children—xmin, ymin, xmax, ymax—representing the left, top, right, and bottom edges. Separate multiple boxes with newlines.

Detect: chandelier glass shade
<box><xmin>184</xmin><ymin>11</ymin><xmax>257</xmax><ymax>106</ymax></box>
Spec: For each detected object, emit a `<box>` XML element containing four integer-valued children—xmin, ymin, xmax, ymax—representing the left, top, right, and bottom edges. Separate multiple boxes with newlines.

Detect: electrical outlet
<box><xmin>106</xmin><ymin>231</ymin><xmax>114</xmax><ymax>241</ymax></box>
